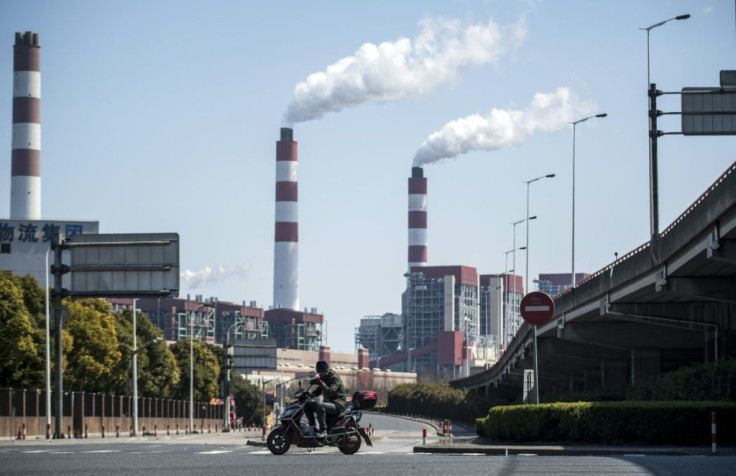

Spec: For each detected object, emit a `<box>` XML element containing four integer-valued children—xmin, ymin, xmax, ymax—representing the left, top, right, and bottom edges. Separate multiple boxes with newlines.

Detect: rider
<box><xmin>305</xmin><ymin>360</ymin><xmax>346</xmax><ymax>438</ymax></box>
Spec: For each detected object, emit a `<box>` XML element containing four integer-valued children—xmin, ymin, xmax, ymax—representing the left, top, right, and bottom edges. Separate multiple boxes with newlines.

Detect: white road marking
<box><xmin>196</xmin><ymin>450</ymin><xmax>233</xmax><ymax>454</ymax></box>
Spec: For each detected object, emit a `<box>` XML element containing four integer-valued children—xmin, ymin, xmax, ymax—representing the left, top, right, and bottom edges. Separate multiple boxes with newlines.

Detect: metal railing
<box><xmin>0</xmin><ymin>388</ymin><xmax>223</xmax><ymax>439</ymax></box>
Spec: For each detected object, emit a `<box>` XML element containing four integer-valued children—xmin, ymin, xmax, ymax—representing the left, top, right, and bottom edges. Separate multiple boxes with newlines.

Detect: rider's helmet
<box><xmin>316</xmin><ymin>360</ymin><xmax>329</xmax><ymax>377</ymax></box>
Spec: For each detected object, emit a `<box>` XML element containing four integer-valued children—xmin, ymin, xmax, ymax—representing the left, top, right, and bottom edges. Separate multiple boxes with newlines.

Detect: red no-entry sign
<box><xmin>520</xmin><ymin>291</ymin><xmax>555</xmax><ymax>326</ymax></box>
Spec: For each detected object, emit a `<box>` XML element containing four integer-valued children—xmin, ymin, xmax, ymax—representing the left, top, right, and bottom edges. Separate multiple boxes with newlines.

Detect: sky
<box><xmin>2</xmin><ymin>1</ymin><xmax>734</xmax><ymax>353</ymax></box>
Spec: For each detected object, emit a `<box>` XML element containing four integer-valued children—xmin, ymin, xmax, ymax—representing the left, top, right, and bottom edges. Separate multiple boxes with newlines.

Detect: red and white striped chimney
<box><xmin>11</xmin><ymin>31</ymin><xmax>41</xmax><ymax>220</ymax></box>
<box><xmin>408</xmin><ymin>166</ymin><xmax>427</xmax><ymax>270</ymax></box>
<box><xmin>273</xmin><ymin>127</ymin><xmax>299</xmax><ymax>310</ymax></box>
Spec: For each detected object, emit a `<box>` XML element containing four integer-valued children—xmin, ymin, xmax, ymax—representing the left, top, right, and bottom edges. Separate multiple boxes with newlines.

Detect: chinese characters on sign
<box><xmin>0</xmin><ymin>221</ymin><xmax>86</xmax><ymax>243</ymax></box>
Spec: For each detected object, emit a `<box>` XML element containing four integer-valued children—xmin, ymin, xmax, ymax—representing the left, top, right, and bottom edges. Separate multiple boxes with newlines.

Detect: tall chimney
<box><xmin>10</xmin><ymin>31</ymin><xmax>41</xmax><ymax>220</ymax></box>
<box><xmin>273</xmin><ymin>127</ymin><xmax>299</xmax><ymax>310</ymax></box>
<box><xmin>408</xmin><ymin>166</ymin><xmax>427</xmax><ymax>270</ymax></box>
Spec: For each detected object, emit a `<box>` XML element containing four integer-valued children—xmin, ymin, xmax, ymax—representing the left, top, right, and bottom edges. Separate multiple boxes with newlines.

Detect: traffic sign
<box><xmin>520</xmin><ymin>291</ymin><xmax>555</xmax><ymax>326</ymax></box>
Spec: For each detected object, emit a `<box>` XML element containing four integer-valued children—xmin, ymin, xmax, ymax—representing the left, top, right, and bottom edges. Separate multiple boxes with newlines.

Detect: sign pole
<box><xmin>519</xmin><ymin>291</ymin><xmax>555</xmax><ymax>405</ymax></box>
<box><xmin>533</xmin><ymin>326</ymin><xmax>539</xmax><ymax>404</ymax></box>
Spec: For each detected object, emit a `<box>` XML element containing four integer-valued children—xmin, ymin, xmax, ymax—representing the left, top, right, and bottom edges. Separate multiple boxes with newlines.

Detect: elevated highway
<box><xmin>453</xmin><ymin>162</ymin><xmax>736</xmax><ymax>400</ymax></box>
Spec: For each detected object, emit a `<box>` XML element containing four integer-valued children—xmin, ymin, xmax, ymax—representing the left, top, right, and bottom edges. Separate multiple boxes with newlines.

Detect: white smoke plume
<box><xmin>413</xmin><ymin>87</ymin><xmax>597</xmax><ymax>166</ymax></box>
<box><xmin>180</xmin><ymin>264</ymin><xmax>251</xmax><ymax>289</ymax></box>
<box><xmin>284</xmin><ymin>15</ymin><xmax>527</xmax><ymax>124</ymax></box>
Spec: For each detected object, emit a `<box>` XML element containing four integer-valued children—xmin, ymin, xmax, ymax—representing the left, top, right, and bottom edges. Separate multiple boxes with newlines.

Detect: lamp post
<box><xmin>189</xmin><ymin>303</ymin><xmax>206</xmax><ymax>434</ymax></box>
<box><xmin>512</xmin><ymin>217</ymin><xmax>535</xmax><ymax>299</ymax></box>
<box><xmin>570</xmin><ymin>113</ymin><xmax>607</xmax><ymax>288</ymax></box>
<box><xmin>640</xmin><ymin>14</ymin><xmax>690</xmax><ymax>239</ymax></box>
<box><xmin>504</xmin><ymin>246</ymin><xmax>526</xmax><ymax>346</ymax></box>
<box><xmin>131</xmin><ymin>299</ymin><xmax>162</xmax><ymax>437</ymax></box>
<box><xmin>44</xmin><ymin>248</ymin><xmax>51</xmax><ymax>436</ymax></box>
<box><xmin>262</xmin><ymin>377</ymin><xmax>275</xmax><ymax>430</ymax></box>
<box><xmin>223</xmin><ymin>322</ymin><xmax>238</xmax><ymax>432</ymax></box>
<box><xmin>524</xmin><ymin>174</ymin><xmax>555</xmax><ymax>293</ymax></box>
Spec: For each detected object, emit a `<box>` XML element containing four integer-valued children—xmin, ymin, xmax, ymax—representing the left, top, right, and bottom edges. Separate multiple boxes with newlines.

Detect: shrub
<box><xmin>387</xmin><ymin>383</ymin><xmax>494</xmax><ymax>423</ymax></box>
<box><xmin>477</xmin><ymin>401</ymin><xmax>736</xmax><ymax>445</ymax></box>
<box><xmin>626</xmin><ymin>358</ymin><xmax>736</xmax><ymax>401</ymax></box>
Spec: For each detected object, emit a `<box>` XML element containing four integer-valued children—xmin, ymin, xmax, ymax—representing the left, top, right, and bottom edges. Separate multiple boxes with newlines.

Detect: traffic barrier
<box><xmin>442</xmin><ymin>419</ymin><xmax>453</xmax><ymax>442</ymax></box>
<box><xmin>422</xmin><ymin>428</ymin><xmax>427</xmax><ymax>446</ymax></box>
<box><xmin>116</xmin><ymin>424</ymin><xmax>120</xmax><ymax>438</ymax></box>
<box><xmin>46</xmin><ymin>423</ymin><xmax>50</xmax><ymax>440</ymax></box>
<box><xmin>84</xmin><ymin>424</ymin><xmax>88</xmax><ymax>439</ymax></box>
<box><xmin>67</xmin><ymin>425</ymin><xmax>71</xmax><ymax>439</ymax></box>
<box><xmin>167</xmin><ymin>425</ymin><xmax>170</xmax><ymax>436</ymax></box>
<box><xmin>154</xmin><ymin>424</ymin><xmax>157</xmax><ymax>437</ymax></box>
<box><xmin>262</xmin><ymin>425</ymin><xmax>267</xmax><ymax>441</ymax></box>
<box><xmin>712</xmin><ymin>412</ymin><xmax>717</xmax><ymax>454</ymax></box>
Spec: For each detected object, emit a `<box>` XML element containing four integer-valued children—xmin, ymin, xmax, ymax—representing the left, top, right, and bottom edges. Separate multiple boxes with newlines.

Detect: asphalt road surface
<box><xmin>2</xmin><ymin>415</ymin><xmax>733</xmax><ymax>475</ymax></box>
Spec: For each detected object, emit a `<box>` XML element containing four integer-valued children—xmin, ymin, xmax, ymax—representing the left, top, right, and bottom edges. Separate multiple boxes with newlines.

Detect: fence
<box><xmin>0</xmin><ymin>388</ymin><xmax>224</xmax><ymax>439</ymax></box>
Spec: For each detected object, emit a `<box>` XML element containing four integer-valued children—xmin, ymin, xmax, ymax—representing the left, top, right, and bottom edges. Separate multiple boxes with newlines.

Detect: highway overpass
<box><xmin>452</xmin><ymin>161</ymin><xmax>736</xmax><ymax>401</ymax></box>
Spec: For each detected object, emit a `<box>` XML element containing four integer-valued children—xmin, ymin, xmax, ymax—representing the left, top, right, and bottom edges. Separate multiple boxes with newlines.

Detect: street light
<box><xmin>570</xmin><ymin>113</ymin><xmax>607</xmax><ymax>288</ymax></box>
<box><xmin>262</xmin><ymin>377</ymin><xmax>275</xmax><ymax>433</ymax></box>
<box><xmin>512</xmin><ymin>217</ymin><xmax>535</xmax><ymax>299</ymax></box>
<box><xmin>524</xmin><ymin>174</ymin><xmax>555</xmax><ymax>293</ymax></box>
<box><xmin>504</xmin><ymin>246</ymin><xmax>526</xmax><ymax>346</ymax></box>
<box><xmin>132</xmin><ymin>299</ymin><xmax>162</xmax><ymax>436</ymax></box>
<box><xmin>44</xmin><ymin>248</ymin><xmax>51</xmax><ymax>437</ymax></box>
<box><xmin>223</xmin><ymin>322</ymin><xmax>238</xmax><ymax>432</ymax></box>
<box><xmin>640</xmin><ymin>14</ymin><xmax>691</xmax><ymax>88</ymax></box>
<box><xmin>640</xmin><ymin>14</ymin><xmax>690</xmax><ymax>239</ymax></box>
<box><xmin>189</xmin><ymin>303</ymin><xmax>206</xmax><ymax>434</ymax></box>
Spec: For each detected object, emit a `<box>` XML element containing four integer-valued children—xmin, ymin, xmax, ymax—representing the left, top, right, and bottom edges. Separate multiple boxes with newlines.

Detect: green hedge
<box><xmin>387</xmin><ymin>383</ymin><xmax>496</xmax><ymax>423</ymax></box>
<box><xmin>626</xmin><ymin>358</ymin><xmax>736</xmax><ymax>401</ymax></box>
<box><xmin>476</xmin><ymin>401</ymin><xmax>736</xmax><ymax>445</ymax></box>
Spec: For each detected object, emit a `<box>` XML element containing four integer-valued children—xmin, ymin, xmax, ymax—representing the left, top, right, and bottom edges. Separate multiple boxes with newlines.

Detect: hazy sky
<box><xmin>2</xmin><ymin>1</ymin><xmax>734</xmax><ymax>353</ymax></box>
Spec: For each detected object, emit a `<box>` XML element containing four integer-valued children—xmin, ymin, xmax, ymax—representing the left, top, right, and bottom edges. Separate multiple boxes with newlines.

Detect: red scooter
<box><xmin>266</xmin><ymin>382</ymin><xmax>377</xmax><ymax>455</ymax></box>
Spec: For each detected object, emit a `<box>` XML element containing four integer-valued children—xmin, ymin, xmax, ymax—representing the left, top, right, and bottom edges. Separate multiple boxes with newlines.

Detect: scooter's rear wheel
<box><xmin>337</xmin><ymin>427</ymin><xmax>361</xmax><ymax>455</ymax></box>
<box><xmin>266</xmin><ymin>426</ymin><xmax>292</xmax><ymax>455</ymax></box>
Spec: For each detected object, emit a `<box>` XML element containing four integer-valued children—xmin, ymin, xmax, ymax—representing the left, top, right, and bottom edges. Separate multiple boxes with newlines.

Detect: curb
<box><xmin>412</xmin><ymin>445</ymin><xmax>696</xmax><ymax>456</ymax></box>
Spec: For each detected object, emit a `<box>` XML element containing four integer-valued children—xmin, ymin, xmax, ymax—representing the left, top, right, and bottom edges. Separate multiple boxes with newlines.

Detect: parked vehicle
<box><xmin>266</xmin><ymin>383</ymin><xmax>377</xmax><ymax>455</ymax></box>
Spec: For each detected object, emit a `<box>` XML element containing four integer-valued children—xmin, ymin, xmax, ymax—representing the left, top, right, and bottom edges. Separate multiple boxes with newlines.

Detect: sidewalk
<box><xmin>391</xmin><ymin>415</ymin><xmax>734</xmax><ymax>457</ymax></box>
<box><xmin>413</xmin><ymin>436</ymin><xmax>734</xmax><ymax>456</ymax></box>
<box><xmin>0</xmin><ymin>427</ymin><xmax>263</xmax><ymax>446</ymax></box>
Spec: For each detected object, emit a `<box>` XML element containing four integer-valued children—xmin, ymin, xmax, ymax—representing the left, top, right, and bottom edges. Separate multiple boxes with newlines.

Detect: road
<box><xmin>1</xmin><ymin>415</ymin><xmax>733</xmax><ymax>475</ymax></box>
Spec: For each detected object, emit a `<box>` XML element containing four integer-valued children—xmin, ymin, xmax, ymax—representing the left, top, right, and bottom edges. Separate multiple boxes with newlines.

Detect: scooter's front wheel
<box><xmin>337</xmin><ymin>425</ymin><xmax>362</xmax><ymax>455</ymax></box>
<box><xmin>266</xmin><ymin>426</ymin><xmax>292</xmax><ymax>455</ymax></box>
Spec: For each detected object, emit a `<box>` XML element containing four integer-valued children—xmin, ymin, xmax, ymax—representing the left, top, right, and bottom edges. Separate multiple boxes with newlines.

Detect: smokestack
<box><xmin>273</xmin><ymin>127</ymin><xmax>299</xmax><ymax>310</ymax></box>
<box><xmin>408</xmin><ymin>166</ymin><xmax>427</xmax><ymax>270</ymax></box>
<box><xmin>10</xmin><ymin>31</ymin><xmax>41</xmax><ymax>220</ymax></box>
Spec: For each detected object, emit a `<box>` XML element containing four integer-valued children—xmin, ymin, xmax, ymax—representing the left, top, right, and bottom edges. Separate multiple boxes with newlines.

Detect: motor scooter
<box><xmin>266</xmin><ymin>381</ymin><xmax>377</xmax><ymax>455</ymax></box>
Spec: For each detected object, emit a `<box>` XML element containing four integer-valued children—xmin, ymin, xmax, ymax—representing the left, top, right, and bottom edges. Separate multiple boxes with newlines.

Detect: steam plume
<box><xmin>181</xmin><ymin>264</ymin><xmax>251</xmax><ymax>289</ymax></box>
<box><xmin>284</xmin><ymin>15</ymin><xmax>527</xmax><ymax>123</ymax></box>
<box><xmin>413</xmin><ymin>87</ymin><xmax>596</xmax><ymax>166</ymax></box>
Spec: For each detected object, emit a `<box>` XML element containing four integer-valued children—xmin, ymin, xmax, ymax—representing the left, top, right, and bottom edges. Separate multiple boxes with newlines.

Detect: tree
<box><xmin>111</xmin><ymin>308</ymin><xmax>180</xmax><ymax>397</ymax></box>
<box><xmin>0</xmin><ymin>273</ymin><xmax>42</xmax><ymax>388</ymax></box>
<box><xmin>230</xmin><ymin>372</ymin><xmax>262</xmax><ymax>426</ymax></box>
<box><xmin>64</xmin><ymin>298</ymin><xmax>122</xmax><ymax>392</ymax></box>
<box><xmin>170</xmin><ymin>339</ymin><xmax>220</xmax><ymax>402</ymax></box>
